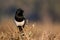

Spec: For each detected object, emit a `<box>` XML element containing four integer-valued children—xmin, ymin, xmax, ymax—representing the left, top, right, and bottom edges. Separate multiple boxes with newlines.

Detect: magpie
<box><xmin>14</xmin><ymin>8</ymin><xmax>26</xmax><ymax>32</ymax></box>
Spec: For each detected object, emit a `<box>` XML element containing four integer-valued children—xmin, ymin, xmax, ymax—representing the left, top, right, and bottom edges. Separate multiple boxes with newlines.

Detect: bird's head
<box><xmin>16</xmin><ymin>8</ymin><xmax>24</xmax><ymax>17</ymax></box>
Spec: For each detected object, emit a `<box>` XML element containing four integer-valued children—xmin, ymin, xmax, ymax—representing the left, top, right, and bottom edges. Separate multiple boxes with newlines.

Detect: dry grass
<box><xmin>0</xmin><ymin>18</ymin><xmax>60</xmax><ymax>40</ymax></box>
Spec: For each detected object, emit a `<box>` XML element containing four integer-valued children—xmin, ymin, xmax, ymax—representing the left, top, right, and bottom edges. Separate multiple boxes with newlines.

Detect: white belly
<box><xmin>14</xmin><ymin>20</ymin><xmax>25</xmax><ymax>26</ymax></box>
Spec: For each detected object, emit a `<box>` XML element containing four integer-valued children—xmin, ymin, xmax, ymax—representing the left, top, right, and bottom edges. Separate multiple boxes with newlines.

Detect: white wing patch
<box><xmin>14</xmin><ymin>20</ymin><xmax>25</xmax><ymax>26</ymax></box>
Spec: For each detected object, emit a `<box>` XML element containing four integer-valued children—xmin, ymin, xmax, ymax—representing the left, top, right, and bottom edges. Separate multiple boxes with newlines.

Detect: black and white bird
<box><xmin>14</xmin><ymin>8</ymin><xmax>26</xmax><ymax>32</ymax></box>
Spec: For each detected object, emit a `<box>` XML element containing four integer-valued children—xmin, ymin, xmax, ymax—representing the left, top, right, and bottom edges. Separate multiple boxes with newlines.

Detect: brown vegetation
<box><xmin>0</xmin><ymin>18</ymin><xmax>60</xmax><ymax>40</ymax></box>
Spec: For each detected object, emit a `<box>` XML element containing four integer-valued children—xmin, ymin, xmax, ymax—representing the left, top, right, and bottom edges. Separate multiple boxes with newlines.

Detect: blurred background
<box><xmin>0</xmin><ymin>0</ymin><xmax>60</xmax><ymax>23</ymax></box>
<box><xmin>0</xmin><ymin>0</ymin><xmax>60</xmax><ymax>40</ymax></box>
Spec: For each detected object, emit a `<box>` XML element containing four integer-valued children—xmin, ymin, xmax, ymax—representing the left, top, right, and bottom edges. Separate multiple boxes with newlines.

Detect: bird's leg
<box><xmin>18</xmin><ymin>26</ymin><xmax>23</xmax><ymax>32</ymax></box>
<box><xmin>18</xmin><ymin>26</ymin><xmax>24</xmax><ymax>36</ymax></box>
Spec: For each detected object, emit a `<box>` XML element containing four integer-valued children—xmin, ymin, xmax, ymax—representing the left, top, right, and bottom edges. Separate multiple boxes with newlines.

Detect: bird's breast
<box><xmin>14</xmin><ymin>20</ymin><xmax>25</xmax><ymax>26</ymax></box>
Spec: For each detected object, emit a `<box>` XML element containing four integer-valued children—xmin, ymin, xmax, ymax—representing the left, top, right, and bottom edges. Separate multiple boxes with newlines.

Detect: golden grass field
<box><xmin>0</xmin><ymin>18</ymin><xmax>60</xmax><ymax>40</ymax></box>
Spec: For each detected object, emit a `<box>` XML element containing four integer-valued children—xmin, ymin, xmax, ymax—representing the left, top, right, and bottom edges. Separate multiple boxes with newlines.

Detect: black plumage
<box><xmin>14</xmin><ymin>8</ymin><xmax>26</xmax><ymax>32</ymax></box>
